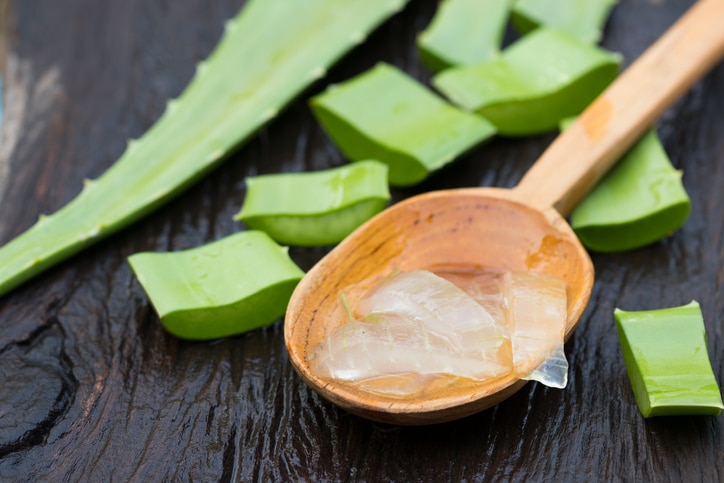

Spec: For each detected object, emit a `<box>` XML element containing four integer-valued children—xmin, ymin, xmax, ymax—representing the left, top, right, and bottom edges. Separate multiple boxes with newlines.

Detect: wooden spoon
<box><xmin>285</xmin><ymin>0</ymin><xmax>724</xmax><ymax>425</ymax></box>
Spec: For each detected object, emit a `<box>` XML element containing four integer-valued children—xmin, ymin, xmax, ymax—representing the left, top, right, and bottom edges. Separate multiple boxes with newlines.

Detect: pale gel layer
<box><xmin>236</xmin><ymin>160</ymin><xmax>390</xmax><ymax>246</ymax></box>
<box><xmin>310</xmin><ymin>269</ymin><xmax>568</xmax><ymax>396</ymax></box>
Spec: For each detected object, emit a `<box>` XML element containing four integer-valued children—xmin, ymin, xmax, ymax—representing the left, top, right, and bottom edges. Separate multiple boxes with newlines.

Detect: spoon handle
<box><xmin>514</xmin><ymin>0</ymin><xmax>724</xmax><ymax>217</ymax></box>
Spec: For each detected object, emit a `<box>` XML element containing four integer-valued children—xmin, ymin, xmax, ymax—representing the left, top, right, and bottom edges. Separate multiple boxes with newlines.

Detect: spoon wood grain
<box><xmin>285</xmin><ymin>0</ymin><xmax>724</xmax><ymax>425</ymax></box>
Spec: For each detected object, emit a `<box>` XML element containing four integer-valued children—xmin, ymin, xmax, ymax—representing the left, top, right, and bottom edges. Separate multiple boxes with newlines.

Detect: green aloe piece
<box><xmin>0</xmin><ymin>0</ymin><xmax>410</xmax><ymax>297</ymax></box>
<box><xmin>570</xmin><ymin>128</ymin><xmax>691</xmax><ymax>252</ymax></box>
<box><xmin>432</xmin><ymin>27</ymin><xmax>620</xmax><ymax>136</ymax></box>
<box><xmin>512</xmin><ymin>0</ymin><xmax>618</xmax><ymax>44</ymax></box>
<box><xmin>128</xmin><ymin>231</ymin><xmax>304</xmax><ymax>340</ymax></box>
<box><xmin>614</xmin><ymin>301</ymin><xmax>723</xmax><ymax>418</ymax></box>
<box><xmin>236</xmin><ymin>160</ymin><xmax>390</xmax><ymax>246</ymax></box>
<box><xmin>310</xmin><ymin>62</ymin><xmax>497</xmax><ymax>187</ymax></box>
<box><xmin>417</xmin><ymin>0</ymin><xmax>512</xmax><ymax>72</ymax></box>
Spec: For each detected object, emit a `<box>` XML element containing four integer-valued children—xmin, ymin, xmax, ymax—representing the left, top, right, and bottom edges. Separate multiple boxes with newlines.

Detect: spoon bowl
<box><xmin>285</xmin><ymin>0</ymin><xmax>724</xmax><ymax>425</ymax></box>
<box><xmin>286</xmin><ymin>188</ymin><xmax>593</xmax><ymax>424</ymax></box>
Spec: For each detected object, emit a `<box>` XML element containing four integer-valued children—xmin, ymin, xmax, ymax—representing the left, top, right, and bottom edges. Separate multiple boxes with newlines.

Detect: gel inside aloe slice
<box><xmin>310</xmin><ymin>62</ymin><xmax>497</xmax><ymax>186</ymax></box>
<box><xmin>417</xmin><ymin>0</ymin><xmax>511</xmax><ymax>71</ymax></box>
<box><xmin>433</xmin><ymin>27</ymin><xmax>620</xmax><ymax>136</ymax></box>
<box><xmin>614</xmin><ymin>301</ymin><xmax>723</xmax><ymax>418</ymax></box>
<box><xmin>128</xmin><ymin>231</ymin><xmax>304</xmax><ymax>340</ymax></box>
<box><xmin>570</xmin><ymin>128</ymin><xmax>691</xmax><ymax>253</ymax></box>
<box><xmin>310</xmin><ymin>269</ymin><xmax>568</xmax><ymax>397</ymax></box>
<box><xmin>236</xmin><ymin>160</ymin><xmax>390</xmax><ymax>246</ymax></box>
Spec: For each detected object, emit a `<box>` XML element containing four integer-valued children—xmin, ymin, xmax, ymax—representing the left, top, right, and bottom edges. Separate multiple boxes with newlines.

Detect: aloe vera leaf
<box><xmin>417</xmin><ymin>0</ymin><xmax>512</xmax><ymax>72</ymax></box>
<box><xmin>512</xmin><ymin>0</ymin><xmax>618</xmax><ymax>44</ymax></box>
<box><xmin>236</xmin><ymin>160</ymin><xmax>390</xmax><ymax>247</ymax></box>
<box><xmin>569</xmin><ymin>128</ymin><xmax>691</xmax><ymax>252</ymax></box>
<box><xmin>128</xmin><ymin>231</ymin><xmax>304</xmax><ymax>340</ymax></box>
<box><xmin>0</xmin><ymin>0</ymin><xmax>410</xmax><ymax>297</ymax></box>
<box><xmin>614</xmin><ymin>302</ymin><xmax>723</xmax><ymax>418</ymax></box>
<box><xmin>432</xmin><ymin>27</ymin><xmax>621</xmax><ymax>136</ymax></box>
<box><xmin>310</xmin><ymin>62</ymin><xmax>497</xmax><ymax>187</ymax></box>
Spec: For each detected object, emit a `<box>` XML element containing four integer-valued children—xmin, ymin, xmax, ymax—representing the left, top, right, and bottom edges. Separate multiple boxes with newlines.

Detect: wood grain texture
<box><xmin>0</xmin><ymin>0</ymin><xmax>722</xmax><ymax>481</ymax></box>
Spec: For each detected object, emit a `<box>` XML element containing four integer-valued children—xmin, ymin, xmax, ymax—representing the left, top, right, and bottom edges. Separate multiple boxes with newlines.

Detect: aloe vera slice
<box><xmin>512</xmin><ymin>0</ymin><xmax>617</xmax><ymax>44</ymax></box>
<box><xmin>570</xmin><ymin>128</ymin><xmax>691</xmax><ymax>252</ymax></box>
<box><xmin>417</xmin><ymin>0</ymin><xmax>511</xmax><ymax>72</ymax></box>
<box><xmin>614</xmin><ymin>302</ymin><xmax>723</xmax><ymax>418</ymax></box>
<box><xmin>432</xmin><ymin>27</ymin><xmax>620</xmax><ymax>136</ymax></box>
<box><xmin>310</xmin><ymin>62</ymin><xmax>497</xmax><ymax>187</ymax></box>
<box><xmin>236</xmin><ymin>160</ymin><xmax>390</xmax><ymax>246</ymax></box>
<box><xmin>0</xmin><ymin>0</ymin><xmax>410</xmax><ymax>297</ymax></box>
<box><xmin>128</xmin><ymin>231</ymin><xmax>304</xmax><ymax>340</ymax></box>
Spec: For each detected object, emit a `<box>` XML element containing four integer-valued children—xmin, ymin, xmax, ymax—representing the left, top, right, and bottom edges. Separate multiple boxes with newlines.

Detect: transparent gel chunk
<box><xmin>503</xmin><ymin>271</ymin><xmax>568</xmax><ymax>388</ymax></box>
<box><xmin>310</xmin><ymin>270</ymin><xmax>511</xmax><ymax>396</ymax></box>
<box><xmin>310</xmin><ymin>269</ymin><xmax>569</xmax><ymax>397</ymax></box>
<box><xmin>357</xmin><ymin>270</ymin><xmax>507</xmax><ymax>355</ymax></box>
<box><xmin>438</xmin><ymin>270</ymin><xmax>505</xmax><ymax>327</ymax></box>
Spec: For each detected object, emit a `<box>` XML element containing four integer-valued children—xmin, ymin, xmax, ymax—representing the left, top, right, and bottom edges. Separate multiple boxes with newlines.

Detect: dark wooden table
<box><xmin>1</xmin><ymin>0</ymin><xmax>722</xmax><ymax>480</ymax></box>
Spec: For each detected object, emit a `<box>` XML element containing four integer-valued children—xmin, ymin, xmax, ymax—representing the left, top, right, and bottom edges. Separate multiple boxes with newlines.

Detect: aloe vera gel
<box><xmin>614</xmin><ymin>302</ymin><xmax>723</xmax><ymax>417</ymax></box>
<box><xmin>311</xmin><ymin>62</ymin><xmax>497</xmax><ymax>186</ymax></box>
<box><xmin>433</xmin><ymin>27</ymin><xmax>620</xmax><ymax>136</ymax></box>
<box><xmin>311</xmin><ymin>269</ymin><xmax>569</xmax><ymax>397</ymax></box>
<box><xmin>236</xmin><ymin>161</ymin><xmax>390</xmax><ymax>246</ymax></box>
<box><xmin>129</xmin><ymin>231</ymin><xmax>304</xmax><ymax>340</ymax></box>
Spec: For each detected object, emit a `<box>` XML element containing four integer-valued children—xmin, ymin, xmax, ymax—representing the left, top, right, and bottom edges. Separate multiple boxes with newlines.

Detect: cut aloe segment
<box><xmin>310</xmin><ymin>62</ymin><xmax>497</xmax><ymax>187</ymax></box>
<box><xmin>0</xmin><ymin>0</ymin><xmax>409</xmax><ymax>297</ymax></box>
<box><xmin>433</xmin><ymin>27</ymin><xmax>620</xmax><ymax>136</ymax></box>
<box><xmin>512</xmin><ymin>0</ymin><xmax>617</xmax><ymax>44</ymax></box>
<box><xmin>570</xmin><ymin>128</ymin><xmax>690</xmax><ymax>252</ymax></box>
<box><xmin>236</xmin><ymin>160</ymin><xmax>390</xmax><ymax>246</ymax></box>
<box><xmin>128</xmin><ymin>231</ymin><xmax>304</xmax><ymax>340</ymax></box>
<box><xmin>614</xmin><ymin>302</ymin><xmax>723</xmax><ymax>418</ymax></box>
<box><xmin>417</xmin><ymin>0</ymin><xmax>511</xmax><ymax>72</ymax></box>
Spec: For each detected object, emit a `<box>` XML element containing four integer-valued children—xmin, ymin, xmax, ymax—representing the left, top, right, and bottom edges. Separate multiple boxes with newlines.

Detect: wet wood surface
<box><xmin>0</xmin><ymin>0</ymin><xmax>722</xmax><ymax>480</ymax></box>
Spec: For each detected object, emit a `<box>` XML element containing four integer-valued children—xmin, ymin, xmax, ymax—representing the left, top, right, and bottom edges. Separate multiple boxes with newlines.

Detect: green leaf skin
<box><xmin>570</xmin><ymin>129</ymin><xmax>691</xmax><ymax>253</ymax></box>
<box><xmin>512</xmin><ymin>0</ymin><xmax>618</xmax><ymax>44</ymax></box>
<box><xmin>614</xmin><ymin>302</ymin><xmax>723</xmax><ymax>418</ymax></box>
<box><xmin>417</xmin><ymin>0</ymin><xmax>512</xmax><ymax>72</ymax></box>
<box><xmin>432</xmin><ymin>27</ymin><xmax>621</xmax><ymax>136</ymax></box>
<box><xmin>0</xmin><ymin>0</ymin><xmax>410</xmax><ymax>297</ymax></box>
<box><xmin>128</xmin><ymin>231</ymin><xmax>304</xmax><ymax>340</ymax></box>
<box><xmin>236</xmin><ymin>160</ymin><xmax>390</xmax><ymax>246</ymax></box>
<box><xmin>310</xmin><ymin>63</ymin><xmax>497</xmax><ymax>187</ymax></box>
